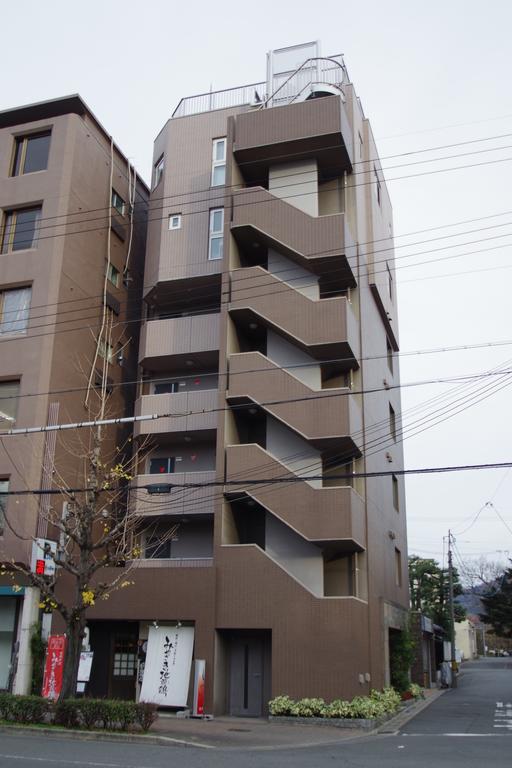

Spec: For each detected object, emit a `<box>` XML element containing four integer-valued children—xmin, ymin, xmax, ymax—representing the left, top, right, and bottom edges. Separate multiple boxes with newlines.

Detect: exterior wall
<box><xmin>0</xmin><ymin>98</ymin><xmax>148</xmax><ymax>694</ymax></box>
<box><xmin>456</xmin><ymin>620</ymin><xmax>478</xmax><ymax>660</ymax></box>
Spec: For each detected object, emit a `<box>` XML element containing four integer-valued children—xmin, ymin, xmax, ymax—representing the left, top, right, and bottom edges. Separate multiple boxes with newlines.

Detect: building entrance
<box><xmin>228</xmin><ymin>630</ymin><xmax>271</xmax><ymax>717</ymax></box>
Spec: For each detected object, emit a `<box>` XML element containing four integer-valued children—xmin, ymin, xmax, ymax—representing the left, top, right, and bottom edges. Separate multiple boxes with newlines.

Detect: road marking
<box><xmin>0</xmin><ymin>756</ymin><xmax>153</xmax><ymax>768</ymax></box>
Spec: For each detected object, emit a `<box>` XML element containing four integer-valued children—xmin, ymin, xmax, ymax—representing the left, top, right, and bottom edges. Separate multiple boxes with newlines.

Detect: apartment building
<box><xmin>0</xmin><ymin>96</ymin><xmax>148</xmax><ymax>693</ymax></box>
<box><xmin>81</xmin><ymin>43</ymin><xmax>409</xmax><ymax>713</ymax></box>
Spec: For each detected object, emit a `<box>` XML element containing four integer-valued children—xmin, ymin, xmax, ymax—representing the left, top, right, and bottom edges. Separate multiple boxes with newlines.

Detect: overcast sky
<box><xmin>2</xmin><ymin>0</ymin><xmax>511</xmax><ymax>573</ymax></box>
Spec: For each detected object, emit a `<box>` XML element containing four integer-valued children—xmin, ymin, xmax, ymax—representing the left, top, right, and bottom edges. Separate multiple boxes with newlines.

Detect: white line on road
<box><xmin>0</xmin><ymin>755</ymin><xmax>159</xmax><ymax>768</ymax></box>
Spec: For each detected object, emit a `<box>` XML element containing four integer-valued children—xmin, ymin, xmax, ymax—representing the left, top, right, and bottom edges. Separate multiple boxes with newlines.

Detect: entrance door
<box><xmin>110</xmin><ymin>630</ymin><xmax>138</xmax><ymax>700</ymax></box>
<box><xmin>228</xmin><ymin>633</ymin><xmax>270</xmax><ymax>717</ymax></box>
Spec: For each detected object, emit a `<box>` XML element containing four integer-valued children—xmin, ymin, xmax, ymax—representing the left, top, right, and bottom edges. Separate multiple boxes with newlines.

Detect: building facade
<box><xmin>84</xmin><ymin>45</ymin><xmax>409</xmax><ymax>714</ymax></box>
<box><xmin>1</xmin><ymin>44</ymin><xmax>409</xmax><ymax>712</ymax></box>
<box><xmin>0</xmin><ymin>96</ymin><xmax>148</xmax><ymax>693</ymax></box>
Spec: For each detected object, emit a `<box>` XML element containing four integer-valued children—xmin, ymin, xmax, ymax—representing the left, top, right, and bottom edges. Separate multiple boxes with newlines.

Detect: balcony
<box><xmin>233</xmin><ymin>96</ymin><xmax>353</xmax><ymax>178</ymax></box>
<box><xmin>231</xmin><ymin>187</ymin><xmax>355</xmax><ymax>284</ymax></box>
<box><xmin>132</xmin><ymin>470</ymin><xmax>216</xmax><ymax>517</ymax></box>
<box><xmin>225</xmin><ymin>443</ymin><xmax>365</xmax><ymax>548</ymax></box>
<box><xmin>228</xmin><ymin>352</ymin><xmax>361</xmax><ymax>446</ymax></box>
<box><xmin>139</xmin><ymin>314</ymin><xmax>220</xmax><ymax>369</ymax></box>
<box><xmin>229</xmin><ymin>266</ymin><xmax>358</xmax><ymax>359</ymax></box>
<box><xmin>134</xmin><ymin>389</ymin><xmax>218</xmax><ymax>438</ymax></box>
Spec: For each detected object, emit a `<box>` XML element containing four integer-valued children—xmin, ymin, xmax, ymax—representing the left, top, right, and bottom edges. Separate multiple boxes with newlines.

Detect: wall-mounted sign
<box><xmin>31</xmin><ymin>538</ymin><xmax>57</xmax><ymax>577</ymax></box>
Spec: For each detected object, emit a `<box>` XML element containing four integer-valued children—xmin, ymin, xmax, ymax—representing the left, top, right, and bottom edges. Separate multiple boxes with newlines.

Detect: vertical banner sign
<box><xmin>192</xmin><ymin>659</ymin><xmax>206</xmax><ymax>716</ymax></box>
<box><xmin>42</xmin><ymin>635</ymin><xmax>67</xmax><ymax>700</ymax></box>
<box><xmin>139</xmin><ymin>626</ymin><xmax>195</xmax><ymax>706</ymax></box>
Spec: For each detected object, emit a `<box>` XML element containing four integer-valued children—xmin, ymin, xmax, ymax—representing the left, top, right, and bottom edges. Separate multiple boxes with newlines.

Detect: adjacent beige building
<box><xmin>0</xmin><ymin>96</ymin><xmax>148</xmax><ymax>693</ymax></box>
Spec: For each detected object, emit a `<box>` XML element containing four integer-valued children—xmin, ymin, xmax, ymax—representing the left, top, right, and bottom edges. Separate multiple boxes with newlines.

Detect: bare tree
<box><xmin>459</xmin><ymin>555</ymin><xmax>507</xmax><ymax>590</ymax></box>
<box><xmin>1</xmin><ymin>390</ymin><xmax>177</xmax><ymax>700</ymax></box>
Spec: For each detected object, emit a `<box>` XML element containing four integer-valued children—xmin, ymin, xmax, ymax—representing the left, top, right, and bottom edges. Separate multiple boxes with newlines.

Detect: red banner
<box><xmin>42</xmin><ymin>635</ymin><xmax>67</xmax><ymax>700</ymax></box>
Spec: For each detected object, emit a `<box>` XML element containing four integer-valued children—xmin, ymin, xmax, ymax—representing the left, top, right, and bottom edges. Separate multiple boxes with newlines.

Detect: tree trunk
<box><xmin>59</xmin><ymin>614</ymin><xmax>86</xmax><ymax>701</ymax></box>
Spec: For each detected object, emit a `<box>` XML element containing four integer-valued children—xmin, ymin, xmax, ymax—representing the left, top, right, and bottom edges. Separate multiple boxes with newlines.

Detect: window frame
<box><xmin>0</xmin><ymin>380</ymin><xmax>20</xmax><ymax>429</ymax></box>
<box><xmin>386</xmin><ymin>337</ymin><xmax>393</xmax><ymax>373</ymax></box>
<box><xmin>168</xmin><ymin>214</ymin><xmax>182</xmax><ymax>230</ymax></box>
<box><xmin>0</xmin><ymin>286</ymin><xmax>31</xmax><ymax>335</ymax></box>
<box><xmin>211</xmin><ymin>137</ymin><xmax>227</xmax><ymax>187</ymax></box>
<box><xmin>389</xmin><ymin>403</ymin><xmax>397</xmax><ymax>441</ymax></box>
<box><xmin>395</xmin><ymin>547</ymin><xmax>402</xmax><ymax>587</ymax></box>
<box><xmin>208</xmin><ymin>208</ymin><xmax>224</xmax><ymax>261</ymax></box>
<box><xmin>0</xmin><ymin>478</ymin><xmax>9</xmax><ymax>535</ymax></box>
<box><xmin>386</xmin><ymin>262</ymin><xmax>393</xmax><ymax>301</ymax></box>
<box><xmin>153</xmin><ymin>155</ymin><xmax>164</xmax><ymax>189</ymax></box>
<box><xmin>1</xmin><ymin>206</ymin><xmax>42</xmax><ymax>254</ymax></box>
<box><xmin>106</xmin><ymin>262</ymin><xmax>120</xmax><ymax>288</ymax></box>
<box><xmin>392</xmin><ymin>474</ymin><xmax>399</xmax><ymax>512</ymax></box>
<box><xmin>153</xmin><ymin>380</ymin><xmax>180</xmax><ymax>395</ymax></box>
<box><xmin>11</xmin><ymin>131</ymin><xmax>51</xmax><ymax>177</ymax></box>
<box><xmin>111</xmin><ymin>190</ymin><xmax>125</xmax><ymax>216</ymax></box>
<box><xmin>149</xmin><ymin>456</ymin><xmax>176</xmax><ymax>475</ymax></box>
<box><xmin>374</xmin><ymin>166</ymin><xmax>381</xmax><ymax>207</ymax></box>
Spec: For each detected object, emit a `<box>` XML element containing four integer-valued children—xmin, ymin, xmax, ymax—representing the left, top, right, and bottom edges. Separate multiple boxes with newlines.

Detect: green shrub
<box><xmin>268</xmin><ymin>695</ymin><xmax>295</xmax><ymax>716</ymax></box>
<box><xmin>29</xmin><ymin>624</ymin><xmax>46</xmax><ymax>696</ymax></box>
<box><xmin>408</xmin><ymin>683</ymin><xmax>424</xmax><ymax>699</ymax></box>
<box><xmin>0</xmin><ymin>692</ymin><xmax>14</xmax><ymax>720</ymax></box>
<box><xmin>135</xmin><ymin>701</ymin><xmax>159</xmax><ymax>732</ymax></box>
<box><xmin>290</xmin><ymin>698</ymin><xmax>325</xmax><ymax>717</ymax></box>
<box><xmin>101</xmin><ymin>700</ymin><xmax>137</xmax><ymax>731</ymax></box>
<box><xmin>8</xmin><ymin>695</ymin><xmax>49</xmax><ymax>724</ymax></box>
<box><xmin>269</xmin><ymin>687</ymin><xmax>402</xmax><ymax>720</ymax></box>
<box><xmin>53</xmin><ymin>699</ymin><xmax>80</xmax><ymax>728</ymax></box>
<box><xmin>77</xmin><ymin>698</ymin><xmax>107</xmax><ymax>729</ymax></box>
<box><xmin>324</xmin><ymin>699</ymin><xmax>351</xmax><ymax>718</ymax></box>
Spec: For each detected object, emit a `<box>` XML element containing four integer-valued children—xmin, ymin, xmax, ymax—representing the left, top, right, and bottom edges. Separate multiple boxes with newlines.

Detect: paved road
<box><xmin>1</xmin><ymin>658</ymin><xmax>511</xmax><ymax>767</ymax></box>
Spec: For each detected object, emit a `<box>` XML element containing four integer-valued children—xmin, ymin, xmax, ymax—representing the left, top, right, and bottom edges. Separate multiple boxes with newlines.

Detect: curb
<box><xmin>376</xmin><ymin>689</ymin><xmax>446</xmax><ymax>734</ymax></box>
<box><xmin>0</xmin><ymin>723</ymin><xmax>214</xmax><ymax>749</ymax></box>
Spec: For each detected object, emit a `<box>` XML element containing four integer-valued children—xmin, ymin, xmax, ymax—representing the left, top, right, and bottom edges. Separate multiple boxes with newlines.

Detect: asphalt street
<box><xmin>0</xmin><ymin>658</ymin><xmax>510</xmax><ymax>767</ymax></box>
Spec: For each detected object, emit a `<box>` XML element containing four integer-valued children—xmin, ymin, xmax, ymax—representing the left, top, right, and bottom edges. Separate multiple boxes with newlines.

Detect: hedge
<box><xmin>0</xmin><ymin>693</ymin><xmax>158</xmax><ymax>732</ymax></box>
<box><xmin>268</xmin><ymin>687</ymin><xmax>407</xmax><ymax>719</ymax></box>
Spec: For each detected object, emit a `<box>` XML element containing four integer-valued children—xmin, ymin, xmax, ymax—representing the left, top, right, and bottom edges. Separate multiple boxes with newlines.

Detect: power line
<box><xmin>3</xmin><ymin>461</ymin><xmax>512</xmax><ymax>498</ymax></box>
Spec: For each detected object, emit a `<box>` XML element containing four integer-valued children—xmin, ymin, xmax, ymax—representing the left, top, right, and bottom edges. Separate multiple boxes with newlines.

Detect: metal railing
<box><xmin>171</xmin><ymin>54</ymin><xmax>348</xmax><ymax>118</ymax></box>
<box><xmin>262</xmin><ymin>56</ymin><xmax>346</xmax><ymax>108</ymax></box>
<box><xmin>172</xmin><ymin>81</ymin><xmax>266</xmax><ymax>118</ymax></box>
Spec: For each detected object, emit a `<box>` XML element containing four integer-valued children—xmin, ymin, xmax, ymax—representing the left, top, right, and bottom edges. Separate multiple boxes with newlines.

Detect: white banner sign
<box><xmin>139</xmin><ymin>625</ymin><xmax>194</xmax><ymax>706</ymax></box>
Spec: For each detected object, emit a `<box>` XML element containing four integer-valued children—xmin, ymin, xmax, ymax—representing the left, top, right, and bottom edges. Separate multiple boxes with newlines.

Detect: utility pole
<box><xmin>447</xmin><ymin>531</ymin><xmax>458</xmax><ymax>688</ymax></box>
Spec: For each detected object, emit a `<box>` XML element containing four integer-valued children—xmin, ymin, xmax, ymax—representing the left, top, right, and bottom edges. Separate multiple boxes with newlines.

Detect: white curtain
<box><xmin>0</xmin><ymin>287</ymin><xmax>31</xmax><ymax>334</ymax></box>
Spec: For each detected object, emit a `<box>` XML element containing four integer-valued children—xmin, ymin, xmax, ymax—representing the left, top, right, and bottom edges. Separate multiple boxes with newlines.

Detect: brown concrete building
<box><xmin>0</xmin><ymin>96</ymin><xmax>148</xmax><ymax>693</ymax></box>
<box><xmin>84</xmin><ymin>44</ymin><xmax>408</xmax><ymax>714</ymax></box>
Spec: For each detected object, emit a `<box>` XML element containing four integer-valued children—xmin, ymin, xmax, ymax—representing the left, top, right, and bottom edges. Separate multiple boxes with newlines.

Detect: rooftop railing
<box><xmin>172</xmin><ymin>54</ymin><xmax>347</xmax><ymax>118</ymax></box>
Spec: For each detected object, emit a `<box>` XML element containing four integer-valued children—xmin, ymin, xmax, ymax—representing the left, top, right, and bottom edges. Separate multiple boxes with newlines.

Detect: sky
<box><xmin>1</xmin><ymin>0</ymin><xmax>512</xmax><ymax>574</ymax></box>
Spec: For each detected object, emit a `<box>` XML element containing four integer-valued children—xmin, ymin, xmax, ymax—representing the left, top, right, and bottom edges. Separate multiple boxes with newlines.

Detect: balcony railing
<box><xmin>173</xmin><ymin>81</ymin><xmax>266</xmax><ymax>118</ymax></box>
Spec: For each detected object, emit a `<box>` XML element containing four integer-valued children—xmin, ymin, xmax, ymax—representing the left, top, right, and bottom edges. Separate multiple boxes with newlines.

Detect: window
<box><xmin>153</xmin><ymin>380</ymin><xmax>180</xmax><ymax>395</ymax></box>
<box><xmin>386</xmin><ymin>337</ymin><xmax>393</xmax><ymax>373</ymax></box>
<box><xmin>153</xmin><ymin>155</ymin><xmax>164</xmax><ymax>189</ymax></box>
<box><xmin>208</xmin><ymin>208</ymin><xmax>224</xmax><ymax>260</ymax></box>
<box><xmin>111</xmin><ymin>190</ymin><xmax>125</xmax><ymax>216</ymax></box>
<box><xmin>386</xmin><ymin>262</ymin><xmax>393</xmax><ymax>301</ymax></box>
<box><xmin>1</xmin><ymin>207</ymin><xmax>41</xmax><ymax>253</ymax></box>
<box><xmin>211</xmin><ymin>138</ymin><xmax>226</xmax><ymax>186</ymax></box>
<box><xmin>392</xmin><ymin>474</ymin><xmax>399</xmax><ymax>512</ymax></box>
<box><xmin>12</xmin><ymin>132</ymin><xmax>51</xmax><ymax>176</ymax></box>
<box><xmin>358</xmin><ymin>132</ymin><xmax>363</xmax><ymax>159</ymax></box>
<box><xmin>389</xmin><ymin>403</ymin><xmax>396</xmax><ymax>441</ymax></box>
<box><xmin>0</xmin><ymin>381</ymin><xmax>20</xmax><ymax>428</ymax></box>
<box><xmin>149</xmin><ymin>457</ymin><xmax>176</xmax><ymax>474</ymax></box>
<box><xmin>98</xmin><ymin>339</ymin><xmax>113</xmax><ymax>363</ymax></box>
<box><xmin>395</xmin><ymin>548</ymin><xmax>402</xmax><ymax>587</ymax></box>
<box><xmin>0</xmin><ymin>287</ymin><xmax>31</xmax><ymax>335</ymax></box>
<box><xmin>168</xmin><ymin>214</ymin><xmax>182</xmax><ymax>230</ymax></box>
<box><xmin>0</xmin><ymin>479</ymin><xmax>8</xmax><ymax>535</ymax></box>
<box><xmin>374</xmin><ymin>166</ymin><xmax>381</xmax><ymax>206</ymax></box>
<box><xmin>106</xmin><ymin>262</ymin><xmax>120</xmax><ymax>288</ymax></box>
